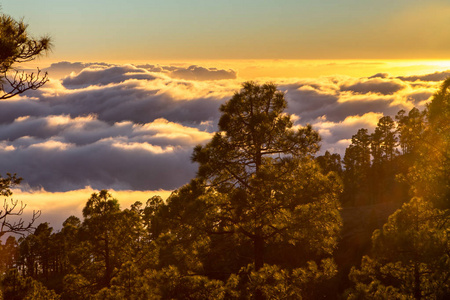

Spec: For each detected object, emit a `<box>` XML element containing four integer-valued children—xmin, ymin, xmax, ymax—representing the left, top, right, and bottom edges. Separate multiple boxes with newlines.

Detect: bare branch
<box><xmin>0</xmin><ymin>68</ymin><xmax>49</xmax><ymax>100</ymax></box>
<box><xmin>0</xmin><ymin>198</ymin><xmax>41</xmax><ymax>237</ymax></box>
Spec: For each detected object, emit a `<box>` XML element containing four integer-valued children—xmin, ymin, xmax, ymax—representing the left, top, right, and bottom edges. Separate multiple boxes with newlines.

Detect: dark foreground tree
<box><xmin>1</xmin><ymin>269</ymin><xmax>59</xmax><ymax>300</ymax></box>
<box><xmin>347</xmin><ymin>198</ymin><xmax>450</xmax><ymax>299</ymax></box>
<box><xmin>0</xmin><ymin>13</ymin><xmax>51</xmax><ymax>99</ymax></box>
<box><xmin>79</xmin><ymin>191</ymin><xmax>124</xmax><ymax>289</ymax></box>
<box><xmin>191</xmin><ymin>82</ymin><xmax>342</xmax><ymax>299</ymax></box>
<box><xmin>410</xmin><ymin>78</ymin><xmax>450</xmax><ymax>209</ymax></box>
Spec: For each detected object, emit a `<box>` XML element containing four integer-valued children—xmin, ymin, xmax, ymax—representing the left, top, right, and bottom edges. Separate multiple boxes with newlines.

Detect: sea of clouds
<box><xmin>0</xmin><ymin>62</ymin><xmax>446</xmax><ymax>194</ymax></box>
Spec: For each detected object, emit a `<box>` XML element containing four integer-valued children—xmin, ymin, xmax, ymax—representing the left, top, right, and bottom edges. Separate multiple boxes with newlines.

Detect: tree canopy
<box><xmin>348</xmin><ymin>198</ymin><xmax>450</xmax><ymax>299</ymax></box>
<box><xmin>0</xmin><ymin>13</ymin><xmax>51</xmax><ymax>99</ymax></box>
<box><xmin>191</xmin><ymin>82</ymin><xmax>342</xmax><ymax>298</ymax></box>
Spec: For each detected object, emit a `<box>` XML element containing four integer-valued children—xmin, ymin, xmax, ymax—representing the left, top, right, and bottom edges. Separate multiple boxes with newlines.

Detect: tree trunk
<box><xmin>105</xmin><ymin>232</ymin><xmax>111</xmax><ymax>288</ymax></box>
<box><xmin>413</xmin><ymin>262</ymin><xmax>421</xmax><ymax>300</ymax></box>
<box><xmin>254</xmin><ymin>234</ymin><xmax>265</xmax><ymax>300</ymax></box>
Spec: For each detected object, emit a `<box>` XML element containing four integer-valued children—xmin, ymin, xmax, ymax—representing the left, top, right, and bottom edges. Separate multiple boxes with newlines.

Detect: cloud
<box><xmin>0</xmin><ymin>63</ymin><xmax>443</xmax><ymax>194</ymax></box>
<box><xmin>0</xmin><ymin>115</ymin><xmax>212</xmax><ymax>192</ymax></box>
<box><xmin>1</xmin><ymin>136</ymin><xmax>195</xmax><ymax>192</ymax></box>
<box><xmin>313</xmin><ymin>112</ymin><xmax>384</xmax><ymax>144</ymax></box>
<box><xmin>368</xmin><ymin>73</ymin><xmax>389</xmax><ymax>79</ymax></box>
<box><xmin>0</xmin><ymin>74</ymin><xmax>234</xmax><ymax>127</ymax></box>
<box><xmin>279</xmin><ymin>76</ymin><xmax>424</xmax><ymax>125</ymax></box>
<box><xmin>137</xmin><ymin>64</ymin><xmax>237</xmax><ymax>81</ymax></box>
<box><xmin>44</xmin><ymin>61</ymin><xmax>112</xmax><ymax>79</ymax></box>
<box><xmin>169</xmin><ymin>65</ymin><xmax>237</xmax><ymax>81</ymax></box>
<box><xmin>61</xmin><ymin>65</ymin><xmax>160</xmax><ymax>89</ymax></box>
<box><xmin>276</xmin><ymin>75</ymin><xmax>439</xmax><ymax>155</ymax></box>
<box><xmin>46</xmin><ymin>61</ymin><xmax>237</xmax><ymax>82</ymax></box>
<box><xmin>283</xmin><ymin>84</ymin><xmax>339</xmax><ymax>119</ymax></box>
<box><xmin>340</xmin><ymin>78</ymin><xmax>407</xmax><ymax>95</ymax></box>
<box><xmin>397</xmin><ymin>70</ymin><xmax>450</xmax><ymax>82</ymax></box>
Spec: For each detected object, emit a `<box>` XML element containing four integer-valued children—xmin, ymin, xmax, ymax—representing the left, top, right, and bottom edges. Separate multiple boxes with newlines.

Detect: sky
<box><xmin>3</xmin><ymin>0</ymin><xmax>450</xmax><ymax>61</ymax></box>
<box><xmin>1</xmin><ymin>1</ymin><xmax>450</xmax><ymax>229</ymax></box>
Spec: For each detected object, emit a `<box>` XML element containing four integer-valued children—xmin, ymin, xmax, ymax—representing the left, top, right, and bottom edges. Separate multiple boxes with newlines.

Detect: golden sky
<box><xmin>3</xmin><ymin>1</ymin><xmax>450</xmax><ymax>63</ymax></box>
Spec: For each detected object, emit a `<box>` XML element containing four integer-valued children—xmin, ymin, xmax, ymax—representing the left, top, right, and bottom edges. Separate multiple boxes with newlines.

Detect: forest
<box><xmin>1</xmin><ymin>12</ymin><xmax>450</xmax><ymax>300</ymax></box>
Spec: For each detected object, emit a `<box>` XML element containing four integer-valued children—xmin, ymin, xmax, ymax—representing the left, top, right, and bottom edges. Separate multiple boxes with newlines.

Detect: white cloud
<box><xmin>0</xmin><ymin>63</ymin><xmax>444</xmax><ymax>193</ymax></box>
<box><xmin>0</xmin><ymin>113</ymin><xmax>212</xmax><ymax>191</ymax></box>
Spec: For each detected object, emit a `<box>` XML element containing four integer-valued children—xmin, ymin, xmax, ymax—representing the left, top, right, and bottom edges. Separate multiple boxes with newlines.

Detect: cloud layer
<box><xmin>0</xmin><ymin>63</ymin><xmax>443</xmax><ymax>193</ymax></box>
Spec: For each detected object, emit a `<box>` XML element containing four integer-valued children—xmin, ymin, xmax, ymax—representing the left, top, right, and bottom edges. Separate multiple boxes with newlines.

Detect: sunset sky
<box><xmin>2</xmin><ymin>1</ymin><xmax>450</xmax><ymax>228</ymax></box>
<box><xmin>4</xmin><ymin>0</ymin><xmax>450</xmax><ymax>61</ymax></box>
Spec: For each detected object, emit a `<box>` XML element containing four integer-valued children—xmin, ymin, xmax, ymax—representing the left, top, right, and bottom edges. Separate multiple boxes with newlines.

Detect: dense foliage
<box><xmin>1</xmin><ymin>79</ymin><xmax>449</xmax><ymax>299</ymax></box>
